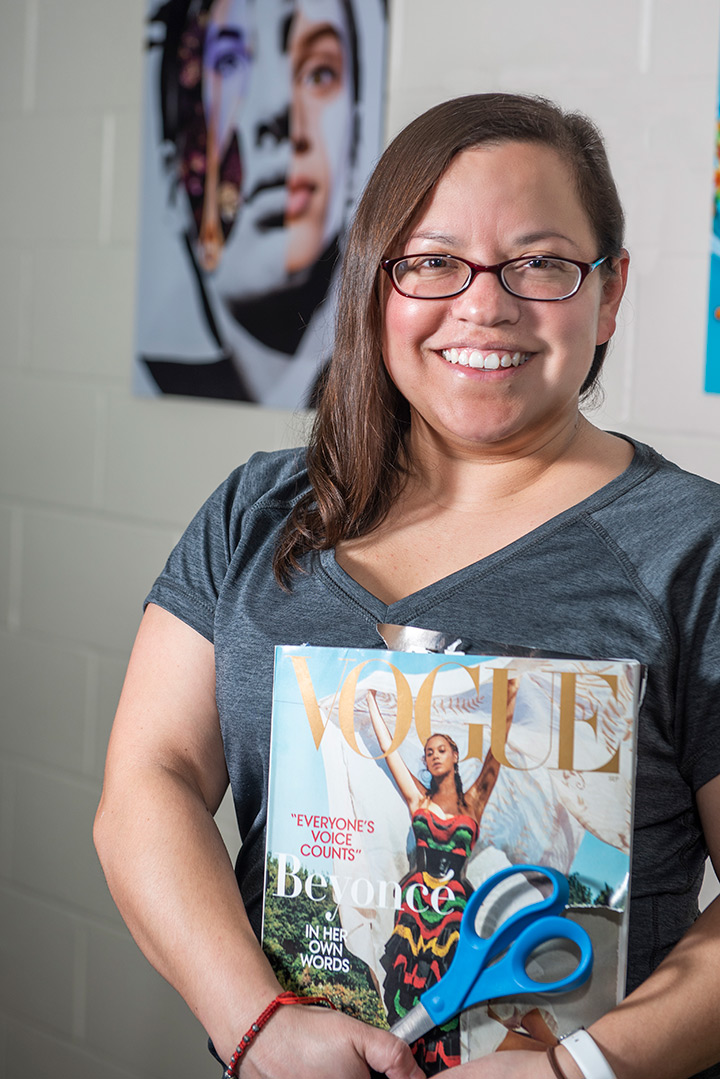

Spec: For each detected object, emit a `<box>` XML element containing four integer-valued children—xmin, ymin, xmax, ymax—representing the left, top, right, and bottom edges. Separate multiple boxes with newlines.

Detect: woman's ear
<box><xmin>596</xmin><ymin>248</ymin><xmax>630</xmax><ymax>346</ymax></box>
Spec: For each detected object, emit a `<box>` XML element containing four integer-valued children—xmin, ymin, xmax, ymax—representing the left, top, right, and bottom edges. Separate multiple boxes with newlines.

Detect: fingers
<box><xmin>356</xmin><ymin>1026</ymin><xmax>425</xmax><ymax>1079</ymax></box>
<box><xmin>247</xmin><ymin>1004</ymin><xmax>424</xmax><ymax>1079</ymax></box>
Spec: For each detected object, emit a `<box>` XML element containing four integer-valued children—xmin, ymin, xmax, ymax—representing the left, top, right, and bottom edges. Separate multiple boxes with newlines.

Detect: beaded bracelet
<box><xmin>222</xmin><ymin>991</ymin><xmax>336</xmax><ymax>1078</ymax></box>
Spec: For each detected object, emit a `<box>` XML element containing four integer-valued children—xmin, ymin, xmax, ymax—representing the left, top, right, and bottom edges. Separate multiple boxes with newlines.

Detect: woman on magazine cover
<box><xmin>367</xmin><ymin>689</ymin><xmax>557</xmax><ymax>1075</ymax></box>
<box><xmin>96</xmin><ymin>93</ymin><xmax>720</xmax><ymax>1079</ymax></box>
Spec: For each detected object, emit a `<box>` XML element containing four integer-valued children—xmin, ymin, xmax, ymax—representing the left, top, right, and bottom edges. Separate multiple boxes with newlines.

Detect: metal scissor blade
<box><xmin>389</xmin><ymin>1003</ymin><xmax>434</xmax><ymax>1044</ymax></box>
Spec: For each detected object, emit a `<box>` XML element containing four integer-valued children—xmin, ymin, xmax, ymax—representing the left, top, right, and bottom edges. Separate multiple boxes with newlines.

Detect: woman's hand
<box><xmin>241</xmin><ymin>1004</ymin><xmax>425</xmax><ymax>1079</ymax></box>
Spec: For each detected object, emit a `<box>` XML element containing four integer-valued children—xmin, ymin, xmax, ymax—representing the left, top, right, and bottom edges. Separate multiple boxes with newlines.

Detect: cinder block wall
<box><xmin>1</xmin><ymin>2</ymin><xmax>719</xmax><ymax>1077</ymax></box>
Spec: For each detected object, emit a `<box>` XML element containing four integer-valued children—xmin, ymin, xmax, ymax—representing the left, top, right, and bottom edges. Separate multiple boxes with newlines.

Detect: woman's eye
<box><xmin>407</xmin><ymin>257</ymin><xmax>454</xmax><ymax>274</ymax></box>
<box><xmin>525</xmin><ymin>257</ymin><xmax>554</xmax><ymax>271</ymax></box>
<box><xmin>519</xmin><ymin>257</ymin><xmax>570</xmax><ymax>274</ymax></box>
<box><xmin>205</xmin><ymin>30</ymin><xmax>250</xmax><ymax>78</ymax></box>
<box><xmin>305</xmin><ymin>62</ymin><xmax>339</xmax><ymax>88</ymax></box>
<box><xmin>215</xmin><ymin>51</ymin><xmax>242</xmax><ymax>74</ymax></box>
<box><xmin>295</xmin><ymin>48</ymin><xmax>343</xmax><ymax>95</ymax></box>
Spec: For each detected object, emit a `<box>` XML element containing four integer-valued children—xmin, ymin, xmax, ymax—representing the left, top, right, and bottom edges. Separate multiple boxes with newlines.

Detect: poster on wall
<box><xmin>706</xmin><ymin>51</ymin><xmax>720</xmax><ymax>394</ymax></box>
<box><xmin>134</xmin><ymin>0</ymin><xmax>388</xmax><ymax>408</ymax></box>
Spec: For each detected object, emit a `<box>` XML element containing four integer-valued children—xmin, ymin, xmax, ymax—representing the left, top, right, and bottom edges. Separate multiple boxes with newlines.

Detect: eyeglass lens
<box><xmin>392</xmin><ymin>256</ymin><xmax>583</xmax><ymax>300</ymax></box>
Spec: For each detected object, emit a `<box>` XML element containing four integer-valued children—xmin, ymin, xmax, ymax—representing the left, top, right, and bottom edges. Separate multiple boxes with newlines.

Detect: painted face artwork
<box><xmin>136</xmin><ymin>0</ymin><xmax>384</xmax><ymax>404</ymax></box>
<box><xmin>285</xmin><ymin>0</ymin><xmax>355</xmax><ymax>273</ymax></box>
<box><xmin>199</xmin><ymin>0</ymin><xmax>252</xmax><ymax>271</ymax></box>
<box><xmin>199</xmin><ymin>0</ymin><xmax>356</xmax><ymax>296</ymax></box>
<box><xmin>202</xmin><ymin>0</ymin><xmax>251</xmax><ymax>162</ymax></box>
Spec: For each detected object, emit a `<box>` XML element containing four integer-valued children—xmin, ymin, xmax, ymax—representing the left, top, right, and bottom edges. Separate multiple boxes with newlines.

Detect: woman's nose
<box><xmin>450</xmin><ymin>269</ymin><xmax>521</xmax><ymax>324</ymax></box>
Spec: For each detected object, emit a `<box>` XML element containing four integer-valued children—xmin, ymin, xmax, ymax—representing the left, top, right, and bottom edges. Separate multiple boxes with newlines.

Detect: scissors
<box><xmin>390</xmin><ymin>863</ymin><xmax>593</xmax><ymax>1044</ymax></box>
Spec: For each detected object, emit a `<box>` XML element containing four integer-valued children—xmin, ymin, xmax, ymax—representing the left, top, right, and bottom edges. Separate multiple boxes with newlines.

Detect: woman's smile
<box><xmin>440</xmin><ymin>347</ymin><xmax>531</xmax><ymax>370</ymax></box>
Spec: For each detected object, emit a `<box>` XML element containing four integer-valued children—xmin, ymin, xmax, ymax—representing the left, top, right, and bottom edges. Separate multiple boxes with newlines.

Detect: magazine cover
<box><xmin>262</xmin><ymin>645</ymin><xmax>641</xmax><ymax>1073</ymax></box>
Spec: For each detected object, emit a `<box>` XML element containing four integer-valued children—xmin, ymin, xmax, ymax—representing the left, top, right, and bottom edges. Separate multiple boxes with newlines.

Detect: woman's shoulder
<box><xmin>599</xmin><ymin>436</ymin><xmax>720</xmax><ymax>529</ymax></box>
<box><xmin>221</xmin><ymin>447</ymin><xmax>310</xmax><ymax>506</ymax></box>
<box><xmin>589</xmin><ymin>437</ymin><xmax>720</xmax><ymax>603</ymax></box>
<box><xmin>144</xmin><ymin>448</ymin><xmax>311</xmax><ymax>636</ymax></box>
<box><xmin>169</xmin><ymin>447</ymin><xmax>310</xmax><ymax>564</ymax></box>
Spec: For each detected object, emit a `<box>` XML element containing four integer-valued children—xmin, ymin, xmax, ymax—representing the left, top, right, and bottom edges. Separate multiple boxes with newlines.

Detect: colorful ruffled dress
<box><xmin>381</xmin><ymin>806</ymin><xmax>479</xmax><ymax>1075</ymax></box>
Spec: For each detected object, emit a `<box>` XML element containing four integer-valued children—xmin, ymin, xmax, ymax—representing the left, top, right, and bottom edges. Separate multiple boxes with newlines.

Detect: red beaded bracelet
<box><xmin>222</xmin><ymin>991</ymin><xmax>336</xmax><ymax>1078</ymax></box>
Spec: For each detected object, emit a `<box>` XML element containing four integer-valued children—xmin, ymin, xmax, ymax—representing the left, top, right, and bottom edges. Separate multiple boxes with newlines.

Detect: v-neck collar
<box><xmin>318</xmin><ymin>437</ymin><xmax>660</xmax><ymax>624</ymax></box>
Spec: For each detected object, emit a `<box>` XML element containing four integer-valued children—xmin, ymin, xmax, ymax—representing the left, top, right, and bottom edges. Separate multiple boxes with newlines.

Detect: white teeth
<box><xmin>441</xmin><ymin>348</ymin><xmax>529</xmax><ymax>369</ymax></box>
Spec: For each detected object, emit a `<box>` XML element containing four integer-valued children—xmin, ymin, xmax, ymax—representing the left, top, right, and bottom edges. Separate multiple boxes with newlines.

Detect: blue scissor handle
<box><xmin>463</xmin><ymin>914</ymin><xmax>593</xmax><ymax>1007</ymax></box>
<box><xmin>461</xmin><ymin>863</ymin><xmax>570</xmax><ymax>959</ymax></box>
<box><xmin>422</xmin><ymin>864</ymin><xmax>593</xmax><ymax>1027</ymax></box>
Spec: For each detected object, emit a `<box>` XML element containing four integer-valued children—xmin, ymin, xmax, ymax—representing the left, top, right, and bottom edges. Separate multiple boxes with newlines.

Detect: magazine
<box><xmin>262</xmin><ymin>644</ymin><xmax>641</xmax><ymax>1071</ymax></box>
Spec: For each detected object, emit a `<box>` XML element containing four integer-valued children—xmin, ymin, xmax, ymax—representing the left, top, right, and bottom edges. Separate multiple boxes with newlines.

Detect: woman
<box><xmin>368</xmin><ymin>689</ymin><xmax>556</xmax><ymax>1074</ymax></box>
<box><xmin>96</xmin><ymin>93</ymin><xmax>720</xmax><ymax>1079</ymax></box>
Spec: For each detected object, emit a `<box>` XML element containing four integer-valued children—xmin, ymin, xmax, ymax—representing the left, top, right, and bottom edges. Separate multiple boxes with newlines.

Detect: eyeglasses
<box><xmin>381</xmin><ymin>253</ymin><xmax>609</xmax><ymax>302</ymax></box>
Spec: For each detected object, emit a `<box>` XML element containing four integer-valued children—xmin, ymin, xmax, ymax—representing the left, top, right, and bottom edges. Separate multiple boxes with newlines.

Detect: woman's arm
<box><xmin>581</xmin><ymin>773</ymin><xmax>720</xmax><ymax>1079</ymax></box>
<box><xmin>464</xmin><ymin>677</ymin><xmax>518</xmax><ymax>821</ymax></box>
<box><xmin>94</xmin><ymin>604</ymin><xmax>423</xmax><ymax>1079</ymax></box>
<box><xmin>367</xmin><ymin>689</ymin><xmax>426</xmax><ymax>810</ymax></box>
<box><xmin>453</xmin><ymin>773</ymin><xmax>720</xmax><ymax>1079</ymax></box>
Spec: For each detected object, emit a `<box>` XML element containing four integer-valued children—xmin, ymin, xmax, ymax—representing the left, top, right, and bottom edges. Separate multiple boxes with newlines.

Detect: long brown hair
<box><xmin>273</xmin><ymin>93</ymin><xmax>626</xmax><ymax>586</ymax></box>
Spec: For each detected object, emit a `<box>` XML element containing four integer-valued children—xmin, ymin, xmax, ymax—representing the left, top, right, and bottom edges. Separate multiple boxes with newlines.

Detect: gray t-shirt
<box><xmin>145</xmin><ymin>438</ymin><xmax>720</xmax><ymax>1044</ymax></box>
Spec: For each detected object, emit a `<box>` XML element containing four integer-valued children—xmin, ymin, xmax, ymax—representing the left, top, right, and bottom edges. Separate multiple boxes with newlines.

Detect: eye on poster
<box><xmin>134</xmin><ymin>0</ymin><xmax>387</xmax><ymax>408</ymax></box>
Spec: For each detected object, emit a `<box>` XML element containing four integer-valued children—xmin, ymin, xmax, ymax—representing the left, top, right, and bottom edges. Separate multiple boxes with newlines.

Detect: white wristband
<box><xmin>559</xmin><ymin>1029</ymin><xmax>617</xmax><ymax>1079</ymax></box>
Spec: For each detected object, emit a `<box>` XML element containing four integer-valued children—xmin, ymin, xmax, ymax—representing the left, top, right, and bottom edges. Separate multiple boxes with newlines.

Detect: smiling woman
<box><xmin>374</xmin><ymin>143</ymin><xmax>627</xmax><ymax>480</ymax></box>
<box><xmin>275</xmin><ymin>105</ymin><xmax>631</xmax><ymax>597</ymax></box>
<box><xmin>99</xmin><ymin>92</ymin><xmax>720</xmax><ymax>1079</ymax></box>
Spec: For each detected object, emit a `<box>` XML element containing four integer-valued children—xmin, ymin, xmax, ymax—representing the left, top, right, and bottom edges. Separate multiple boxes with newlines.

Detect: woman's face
<box><xmin>425</xmin><ymin>736</ymin><xmax>456</xmax><ymax>778</ymax></box>
<box><xmin>381</xmin><ymin>142</ymin><xmax>628</xmax><ymax>457</ymax></box>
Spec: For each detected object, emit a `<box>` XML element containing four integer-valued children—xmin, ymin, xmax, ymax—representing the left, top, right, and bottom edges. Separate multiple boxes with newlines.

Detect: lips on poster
<box><xmin>134</xmin><ymin>0</ymin><xmax>387</xmax><ymax>407</ymax></box>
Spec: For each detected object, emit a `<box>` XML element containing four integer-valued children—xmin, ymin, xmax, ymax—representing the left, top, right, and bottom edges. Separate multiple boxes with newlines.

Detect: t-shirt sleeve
<box><xmin>675</xmin><ymin>533</ymin><xmax>720</xmax><ymax>794</ymax></box>
<box><xmin>144</xmin><ymin>465</ymin><xmax>246</xmax><ymax>643</ymax></box>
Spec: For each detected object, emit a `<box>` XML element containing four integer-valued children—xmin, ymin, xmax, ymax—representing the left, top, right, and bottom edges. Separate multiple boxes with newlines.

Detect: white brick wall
<box><xmin>1</xmin><ymin>2</ymin><xmax>719</xmax><ymax>1076</ymax></box>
